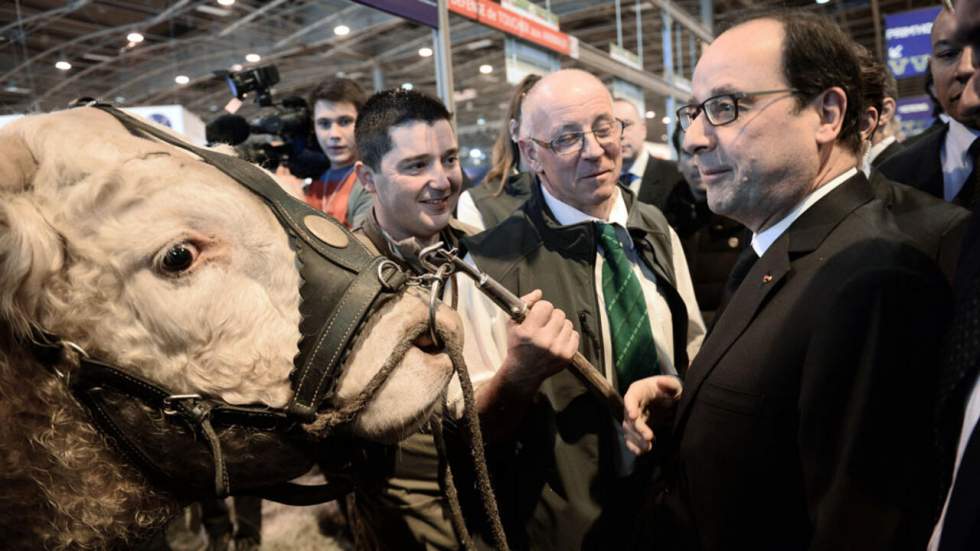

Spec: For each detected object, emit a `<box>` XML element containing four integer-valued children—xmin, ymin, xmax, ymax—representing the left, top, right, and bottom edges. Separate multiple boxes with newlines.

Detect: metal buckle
<box><xmin>376</xmin><ymin>259</ymin><xmax>403</xmax><ymax>291</ymax></box>
<box><xmin>427</xmin><ymin>263</ymin><xmax>454</xmax><ymax>348</ymax></box>
<box><xmin>162</xmin><ymin>394</ymin><xmax>204</xmax><ymax>416</ymax></box>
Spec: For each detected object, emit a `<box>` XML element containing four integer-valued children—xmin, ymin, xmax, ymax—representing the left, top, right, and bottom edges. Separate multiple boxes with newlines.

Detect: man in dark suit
<box><xmin>856</xmin><ymin>44</ymin><xmax>970</xmax><ymax>280</ymax></box>
<box><xmin>623</xmin><ymin>11</ymin><xmax>953</xmax><ymax>550</ymax></box>
<box><xmin>613</xmin><ymin>97</ymin><xmax>684</xmax><ymax>210</ymax></box>
<box><xmin>927</xmin><ymin>2</ymin><xmax>980</xmax><ymax>549</ymax></box>
<box><xmin>879</xmin><ymin>8</ymin><xmax>980</xmax><ymax>206</ymax></box>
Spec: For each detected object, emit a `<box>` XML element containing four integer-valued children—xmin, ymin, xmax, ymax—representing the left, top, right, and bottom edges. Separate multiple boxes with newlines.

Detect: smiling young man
<box><xmin>623</xmin><ymin>11</ymin><xmax>952</xmax><ymax>551</ymax></box>
<box><xmin>346</xmin><ymin>89</ymin><xmax>578</xmax><ymax>550</ymax></box>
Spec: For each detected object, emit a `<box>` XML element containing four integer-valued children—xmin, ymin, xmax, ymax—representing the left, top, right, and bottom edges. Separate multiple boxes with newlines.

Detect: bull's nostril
<box><xmin>413</xmin><ymin>333</ymin><xmax>442</xmax><ymax>353</ymax></box>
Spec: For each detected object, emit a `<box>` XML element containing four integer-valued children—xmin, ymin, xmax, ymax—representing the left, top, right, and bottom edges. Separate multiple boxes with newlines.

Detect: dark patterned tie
<box><xmin>595</xmin><ymin>222</ymin><xmax>659</xmax><ymax>393</ymax></box>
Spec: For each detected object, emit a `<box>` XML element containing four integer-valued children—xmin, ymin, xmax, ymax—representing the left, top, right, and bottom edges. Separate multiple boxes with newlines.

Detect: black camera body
<box><xmin>207</xmin><ymin>65</ymin><xmax>328</xmax><ymax>179</ymax></box>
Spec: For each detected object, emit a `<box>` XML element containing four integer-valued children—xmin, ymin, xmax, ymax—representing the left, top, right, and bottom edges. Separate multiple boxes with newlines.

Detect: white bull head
<box><xmin>0</xmin><ymin>107</ymin><xmax>460</xmax><ymax>549</ymax></box>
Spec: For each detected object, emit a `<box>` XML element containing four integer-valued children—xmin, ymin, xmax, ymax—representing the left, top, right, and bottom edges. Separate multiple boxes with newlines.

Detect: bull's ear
<box><xmin>0</xmin><ymin>133</ymin><xmax>37</xmax><ymax>193</ymax></box>
<box><xmin>0</xmin><ymin>197</ymin><xmax>63</xmax><ymax>337</ymax></box>
<box><xmin>0</xmin><ymin>130</ymin><xmax>62</xmax><ymax>337</ymax></box>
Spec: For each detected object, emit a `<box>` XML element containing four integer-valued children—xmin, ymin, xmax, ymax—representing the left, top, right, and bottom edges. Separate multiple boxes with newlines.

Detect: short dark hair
<box><xmin>355</xmin><ymin>89</ymin><xmax>453</xmax><ymax>170</ymax></box>
<box><xmin>308</xmin><ymin>78</ymin><xmax>367</xmax><ymax>113</ymax></box>
<box><xmin>730</xmin><ymin>9</ymin><xmax>865</xmax><ymax>153</ymax></box>
<box><xmin>855</xmin><ymin>45</ymin><xmax>887</xmax><ymax>114</ymax></box>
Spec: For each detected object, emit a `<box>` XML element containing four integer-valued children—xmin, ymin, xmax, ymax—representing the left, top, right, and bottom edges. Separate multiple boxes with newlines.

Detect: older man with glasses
<box><xmin>622</xmin><ymin>10</ymin><xmax>953</xmax><ymax>551</ymax></box>
<box><xmin>453</xmin><ymin>68</ymin><xmax>704</xmax><ymax>549</ymax></box>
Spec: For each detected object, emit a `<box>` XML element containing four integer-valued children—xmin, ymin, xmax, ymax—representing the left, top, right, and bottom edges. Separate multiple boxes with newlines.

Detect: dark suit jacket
<box><xmin>869</xmin><ymin>138</ymin><xmax>906</xmax><ymax>169</ymax></box>
<box><xmin>868</xmin><ymin>170</ymin><xmax>970</xmax><ymax>280</ymax></box>
<box><xmin>634</xmin><ymin>154</ymin><xmax>685</xmax><ymax>210</ymax></box>
<box><xmin>878</xmin><ymin>122</ymin><xmax>948</xmax><ymax>200</ymax></box>
<box><xmin>651</xmin><ymin>173</ymin><xmax>953</xmax><ymax>551</ymax></box>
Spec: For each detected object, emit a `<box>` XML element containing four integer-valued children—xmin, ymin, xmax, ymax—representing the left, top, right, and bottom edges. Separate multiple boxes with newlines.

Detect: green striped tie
<box><xmin>596</xmin><ymin>222</ymin><xmax>659</xmax><ymax>393</ymax></box>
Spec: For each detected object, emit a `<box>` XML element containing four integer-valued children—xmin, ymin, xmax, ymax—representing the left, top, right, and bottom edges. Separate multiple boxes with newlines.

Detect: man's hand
<box><xmin>622</xmin><ymin>375</ymin><xmax>683</xmax><ymax>455</ymax></box>
<box><xmin>498</xmin><ymin>289</ymin><xmax>579</xmax><ymax>389</ymax></box>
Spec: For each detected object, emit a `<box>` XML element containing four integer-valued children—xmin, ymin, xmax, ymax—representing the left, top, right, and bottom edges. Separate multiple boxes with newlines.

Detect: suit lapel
<box><xmin>674</xmin><ymin>173</ymin><xmax>877</xmax><ymax>430</ymax></box>
<box><xmin>674</xmin><ymin>238</ymin><xmax>791</xmax><ymax>426</ymax></box>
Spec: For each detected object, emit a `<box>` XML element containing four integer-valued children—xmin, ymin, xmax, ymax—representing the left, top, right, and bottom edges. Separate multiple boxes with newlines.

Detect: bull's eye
<box><xmin>160</xmin><ymin>244</ymin><xmax>196</xmax><ymax>273</ymax></box>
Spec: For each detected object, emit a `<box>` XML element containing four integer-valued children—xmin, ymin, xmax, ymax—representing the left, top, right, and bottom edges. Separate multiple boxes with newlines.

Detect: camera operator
<box><xmin>276</xmin><ymin>78</ymin><xmax>372</xmax><ymax>228</ymax></box>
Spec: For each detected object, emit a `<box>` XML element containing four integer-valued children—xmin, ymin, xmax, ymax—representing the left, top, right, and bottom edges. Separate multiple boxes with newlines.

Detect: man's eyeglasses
<box><xmin>675</xmin><ymin>89</ymin><xmax>799</xmax><ymax>131</ymax></box>
<box><xmin>530</xmin><ymin>119</ymin><xmax>629</xmax><ymax>155</ymax></box>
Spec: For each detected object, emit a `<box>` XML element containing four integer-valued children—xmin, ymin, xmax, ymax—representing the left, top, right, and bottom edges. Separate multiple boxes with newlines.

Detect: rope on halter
<box><xmin>433</xmin><ymin>323</ymin><xmax>510</xmax><ymax>551</ymax></box>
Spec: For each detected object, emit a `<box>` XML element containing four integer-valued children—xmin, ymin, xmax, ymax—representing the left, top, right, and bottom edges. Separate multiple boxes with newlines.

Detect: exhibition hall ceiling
<box><xmin>0</xmin><ymin>0</ymin><xmax>940</xmax><ymax>143</ymax></box>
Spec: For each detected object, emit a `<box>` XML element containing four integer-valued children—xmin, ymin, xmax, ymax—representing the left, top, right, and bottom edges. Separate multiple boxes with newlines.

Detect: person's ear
<box><xmin>517</xmin><ymin>138</ymin><xmax>542</xmax><ymax>173</ymax></box>
<box><xmin>508</xmin><ymin>118</ymin><xmax>519</xmax><ymax>143</ymax></box>
<box><xmin>814</xmin><ymin>86</ymin><xmax>847</xmax><ymax>146</ymax></box>
<box><xmin>879</xmin><ymin>97</ymin><xmax>898</xmax><ymax>126</ymax></box>
<box><xmin>354</xmin><ymin>161</ymin><xmax>377</xmax><ymax>194</ymax></box>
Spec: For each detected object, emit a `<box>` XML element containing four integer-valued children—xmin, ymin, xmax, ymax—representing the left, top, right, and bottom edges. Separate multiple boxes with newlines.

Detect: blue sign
<box><xmin>895</xmin><ymin>95</ymin><xmax>938</xmax><ymax>138</ymax></box>
<box><xmin>885</xmin><ymin>6</ymin><xmax>942</xmax><ymax>79</ymax></box>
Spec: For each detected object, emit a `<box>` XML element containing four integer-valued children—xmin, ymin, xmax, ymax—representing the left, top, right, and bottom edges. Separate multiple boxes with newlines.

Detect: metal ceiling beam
<box><xmin>575</xmin><ymin>41</ymin><xmax>689</xmax><ymax>99</ymax></box>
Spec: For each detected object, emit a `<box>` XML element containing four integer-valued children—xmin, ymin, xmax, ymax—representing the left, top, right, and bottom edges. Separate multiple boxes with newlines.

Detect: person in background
<box><xmin>456</xmin><ymin>74</ymin><xmax>540</xmax><ymax>231</ymax></box>
<box><xmin>928</xmin><ymin>1</ymin><xmax>980</xmax><ymax>548</ymax></box>
<box><xmin>663</xmin><ymin>124</ymin><xmax>747</xmax><ymax>325</ymax></box>
<box><xmin>879</xmin><ymin>7</ymin><xmax>980</xmax><ymax>207</ymax></box>
<box><xmin>856</xmin><ymin>44</ymin><xmax>969</xmax><ymax>281</ymax></box>
<box><xmin>612</xmin><ymin>97</ymin><xmax>685</xmax><ymax>210</ymax></box>
<box><xmin>857</xmin><ymin>48</ymin><xmax>905</xmax><ymax>172</ymax></box>
<box><xmin>277</xmin><ymin>78</ymin><xmax>373</xmax><ymax>228</ymax></box>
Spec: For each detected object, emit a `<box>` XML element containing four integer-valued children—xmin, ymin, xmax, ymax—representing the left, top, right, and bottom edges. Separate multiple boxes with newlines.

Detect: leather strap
<box><xmin>90</xmin><ymin>104</ymin><xmax>404</xmax><ymax>421</ymax></box>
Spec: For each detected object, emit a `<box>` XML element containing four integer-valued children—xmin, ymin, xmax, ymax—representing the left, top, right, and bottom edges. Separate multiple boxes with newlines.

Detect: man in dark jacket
<box><xmin>456</xmin><ymin>68</ymin><xmax>704</xmax><ymax>550</ymax></box>
<box><xmin>625</xmin><ymin>11</ymin><xmax>952</xmax><ymax>550</ymax></box>
<box><xmin>879</xmin><ymin>8</ymin><xmax>980</xmax><ymax>207</ymax></box>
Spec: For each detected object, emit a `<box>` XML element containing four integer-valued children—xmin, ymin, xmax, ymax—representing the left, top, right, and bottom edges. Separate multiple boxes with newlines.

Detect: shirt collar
<box><xmin>541</xmin><ymin>181</ymin><xmax>630</xmax><ymax>229</ymax></box>
<box><xmin>945</xmin><ymin>118</ymin><xmax>980</xmax><ymax>163</ymax></box>
<box><xmin>628</xmin><ymin>150</ymin><xmax>648</xmax><ymax>179</ymax></box>
<box><xmin>751</xmin><ymin>167</ymin><xmax>857</xmax><ymax>256</ymax></box>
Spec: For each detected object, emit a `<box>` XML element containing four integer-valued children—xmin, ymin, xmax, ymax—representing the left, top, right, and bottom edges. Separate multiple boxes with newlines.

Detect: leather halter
<box><xmin>26</xmin><ymin>104</ymin><xmax>410</xmax><ymax>504</ymax></box>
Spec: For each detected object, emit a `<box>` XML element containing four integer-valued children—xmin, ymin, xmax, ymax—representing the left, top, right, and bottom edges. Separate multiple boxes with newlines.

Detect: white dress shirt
<box><xmin>929</xmin><ymin>373</ymin><xmax>980</xmax><ymax>550</ymax></box>
<box><xmin>751</xmin><ymin>168</ymin><xmax>857</xmax><ymax>256</ymax></box>
<box><xmin>860</xmin><ymin>135</ymin><xmax>897</xmax><ymax>176</ymax></box>
<box><xmin>941</xmin><ymin>118</ymin><xmax>980</xmax><ymax>202</ymax></box>
<box><xmin>455</xmin><ymin>189</ymin><xmax>485</xmax><ymax>232</ymax></box>
<box><xmin>449</xmin><ymin>185</ymin><xmax>705</xmax><ymax>474</ymax></box>
<box><xmin>625</xmin><ymin>151</ymin><xmax>649</xmax><ymax>196</ymax></box>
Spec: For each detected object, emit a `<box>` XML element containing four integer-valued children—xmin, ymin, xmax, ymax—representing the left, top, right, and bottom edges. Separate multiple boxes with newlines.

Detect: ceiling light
<box><xmin>401</xmin><ymin>82</ymin><xmax>414</xmax><ymax>90</ymax></box>
<box><xmin>114</xmin><ymin>96</ymin><xmax>126</xmax><ymax>103</ymax></box>
<box><xmin>645</xmin><ymin>110</ymin><xmax>656</xmax><ymax>119</ymax></box>
<box><xmin>55</xmin><ymin>60</ymin><xmax>72</xmax><ymax>71</ymax></box>
<box><xmin>127</xmin><ymin>32</ymin><xmax>144</xmax><ymax>43</ymax></box>
<box><xmin>661</xmin><ymin>116</ymin><xmax>671</xmax><ymax>124</ymax></box>
<box><xmin>175</xmin><ymin>75</ymin><xmax>190</xmax><ymax>85</ymax></box>
<box><xmin>245</xmin><ymin>53</ymin><xmax>261</xmax><ymax>63</ymax></box>
<box><xmin>479</xmin><ymin>64</ymin><xmax>493</xmax><ymax>74</ymax></box>
<box><xmin>816</xmin><ymin>0</ymin><xmax>830</xmax><ymax>4</ymax></box>
<box><xmin>217</xmin><ymin>0</ymin><xmax>236</xmax><ymax>6</ymax></box>
<box><xmin>418</xmin><ymin>47</ymin><xmax>433</xmax><ymax>58</ymax></box>
<box><xmin>477</xmin><ymin>117</ymin><xmax>486</xmax><ymax>125</ymax></box>
<box><xmin>334</xmin><ymin>25</ymin><xmax>350</xmax><ymax>36</ymax></box>
<box><xmin>230</xmin><ymin>63</ymin><xmax>243</xmax><ymax>72</ymax></box>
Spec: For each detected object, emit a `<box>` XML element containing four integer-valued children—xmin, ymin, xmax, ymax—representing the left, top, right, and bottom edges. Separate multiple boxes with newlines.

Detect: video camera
<box><xmin>206</xmin><ymin>64</ymin><xmax>328</xmax><ymax>179</ymax></box>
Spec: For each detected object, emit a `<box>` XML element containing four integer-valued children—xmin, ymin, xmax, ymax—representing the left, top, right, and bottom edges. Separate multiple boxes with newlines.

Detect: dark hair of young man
<box><xmin>354</xmin><ymin>88</ymin><xmax>453</xmax><ymax>171</ymax></box>
<box><xmin>729</xmin><ymin>9</ymin><xmax>866</xmax><ymax>154</ymax></box>
<box><xmin>308</xmin><ymin>78</ymin><xmax>368</xmax><ymax>114</ymax></box>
